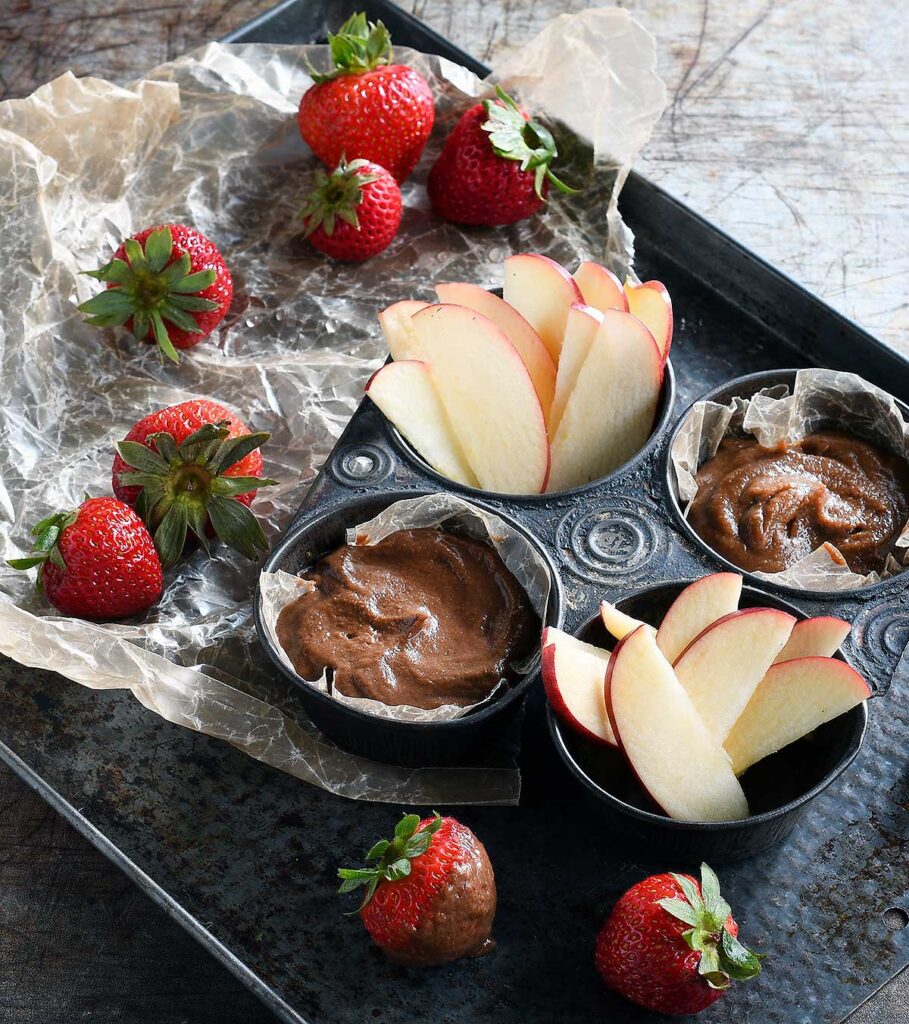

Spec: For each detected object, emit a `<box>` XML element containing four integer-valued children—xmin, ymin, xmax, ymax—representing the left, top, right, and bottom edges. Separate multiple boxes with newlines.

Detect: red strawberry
<box><xmin>428</xmin><ymin>86</ymin><xmax>576</xmax><ymax>226</ymax></box>
<box><xmin>79</xmin><ymin>224</ymin><xmax>233</xmax><ymax>364</ymax></box>
<box><xmin>301</xmin><ymin>158</ymin><xmax>402</xmax><ymax>261</ymax></box>
<box><xmin>595</xmin><ymin>863</ymin><xmax>763</xmax><ymax>1016</ymax></box>
<box><xmin>338</xmin><ymin>812</ymin><xmax>496</xmax><ymax>966</ymax></box>
<box><xmin>111</xmin><ymin>399</ymin><xmax>276</xmax><ymax>569</ymax></box>
<box><xmin>297</xmin><ymin>13</ymin><xmax>434</xmax><ymax>183</ymax></box>
<box><xmin>8</xmin><ymin>497</ymin><xmax>163</xmax><ymax>620</ymax></box>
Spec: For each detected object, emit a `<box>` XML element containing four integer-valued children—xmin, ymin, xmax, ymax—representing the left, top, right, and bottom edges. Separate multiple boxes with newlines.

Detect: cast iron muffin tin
<box><xmin>256</xmin><ymin>357</ymin><xmax>899</xmax><ymax>858</ymax></box>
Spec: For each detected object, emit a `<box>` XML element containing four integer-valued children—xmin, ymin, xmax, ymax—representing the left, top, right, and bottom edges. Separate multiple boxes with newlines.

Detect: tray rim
<box><xmin>1</xmin><ymin>3</ymin><xmax>906</xmax><ymax>1024</ymax></box>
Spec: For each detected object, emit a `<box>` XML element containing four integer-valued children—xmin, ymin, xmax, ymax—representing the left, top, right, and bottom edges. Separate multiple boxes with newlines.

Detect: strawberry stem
<box><xmin>307</xmin><ymin>12</ymin><xmax>393</xmax><ymax>84</ymax></box>
<box><xmin>338</xmin><ymin>812</ymin><xmax>443</xmax><ymax>913</ymax></box>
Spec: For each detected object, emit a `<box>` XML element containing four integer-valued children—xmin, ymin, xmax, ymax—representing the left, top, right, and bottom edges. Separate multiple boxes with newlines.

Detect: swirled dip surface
<box><xmin>688</xmin><ymin>430</ymin><xmax>909</xmax><ymax>575</ymax></box>
<box><xmin>276</xmin><ymin>528</ymin><xmax>538</xmax><ymax>709</ymax></box>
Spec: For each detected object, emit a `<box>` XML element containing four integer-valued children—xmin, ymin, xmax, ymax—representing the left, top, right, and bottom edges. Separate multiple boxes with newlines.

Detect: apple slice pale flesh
<box><xmin>435</xmin><ymin>282</ymin><xmax>556</xmax><ymax>418</ymax></box>
<box><xmin>547</xmin><ymin>309</ymin><xmax>663</xmax><ymax>492</ymax></box>
<box><xmin>600</xmin><ymin>600</ymin><xmax>644</xmax><ymax>641</ymax></box>
<box><xmin>624</xmin><ymin>280</ymin><xmax>673</xmax><ymax>364</ymax></box>
<box><xmin>548</xmin><ymin>304</ymin><xmax>602</xmax><ymax>434</ymax></box>
<box><xmin>655</xmin><ymin>573</ymin><xmax>744</xmax><ymax>664</ymax></box>
<box><xmin>573</xmin><ymin>261</ymin><xmax>628</xmax><ymax>314</ymax></box>
<box><xmin>503</xmin><ymin>253</ymin><xmax>582</xmax><ymax>362</ymax></box>
<box><xmin>542</xmin><ymin>627</ymin><xmax>615</xmax><ymax>746</ymax></box>
<box><xmin>773</xmin><ymin>616</ymin><xmax>851</xmax><ymax>663</ymax></box>
<box><xmin>673</xmin><ymin>608</ymin><xmax>796</xmax><ymax>743</ymax></box>
<box><xmin>605</xmin><ymin>625</ymin><xmax>750</xmax><ymax>822</ymax></box>
<box><xmin>725</xmin><ymin>656</ymin><xmax>870</xmax><ymax>775</ymax></box>
<box><xmin>366</xmin><ymin>360</ymin><xmax>479</xmax><ymax>487</ymax></box>
<box><xmin>409</xmin><ymin>304</ymin><xmax>550</xmax><ymax>493</ymax></box>
<box><xmin>378</xmin><ymin>299</ymin><xmax>430</xmax><ymax>361</ymax></box>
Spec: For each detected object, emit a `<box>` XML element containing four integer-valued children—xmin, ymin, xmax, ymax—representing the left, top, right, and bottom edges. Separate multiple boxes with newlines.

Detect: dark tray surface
<box><xmin>1</xmin><ymin>3</ymin><xmax>908</xmax><ymax>1024</ymax></box>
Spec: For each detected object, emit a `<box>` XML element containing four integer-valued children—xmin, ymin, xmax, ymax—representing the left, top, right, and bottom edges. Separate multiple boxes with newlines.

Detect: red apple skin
<box><xmin>541</xmin><ymin>630</ymin><xmax>615</xmax><ymax>748</ymax></box>
<box><xmin>526</xmin><ymin>254</ymin><xmax>585</xmax><ymax>303</ymax></box>
<box><xmin>671</xmin><ymin>607</ymin><xmax>795</xmax><ymax>667</ymax></box>
<box><xmin>625</xmin><ymin>279</ymin><xmax>673</xmax><ymax>366</ymax></box>
<box><xmin>602</xmin><ymin>627</ymin><xmax>671</xmax><ymax>815</ymax></box>
<box><xmin>656</xmin><ymin>572</ymin><xmax>742</xmax><ymax>657</ymax></box>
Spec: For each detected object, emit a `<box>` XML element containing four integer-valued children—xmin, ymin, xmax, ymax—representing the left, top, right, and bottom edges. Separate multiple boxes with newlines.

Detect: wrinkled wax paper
<box><xmin>0</xmin><ymin>7</ymin><xmax>666</xmax><ymax>804</ymax></box>
<box><xmin>670</xmin><ymin>368</ymin><xmax>909</xmax><ymax>591</ymax></box>
<box><xmin>260</xmin><ymin>492</ymin><xmax>552</xmax><ymax>722</ymax></box>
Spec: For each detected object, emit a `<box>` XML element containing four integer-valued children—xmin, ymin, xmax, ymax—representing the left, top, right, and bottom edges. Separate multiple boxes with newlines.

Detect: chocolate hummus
<box><xmin>688</xmin><ymin>430</ymin><xmax>909</xmax><ymax>575</ymax></box>
<box><xmin>388</xmin><ymin>828</ymin><xmax>497</xmax><ymax>967</ymax></box>
<box><xmin>275</xmin><ymin>527</ymin><xmax>538</xmax><ymax>709</ymax></box>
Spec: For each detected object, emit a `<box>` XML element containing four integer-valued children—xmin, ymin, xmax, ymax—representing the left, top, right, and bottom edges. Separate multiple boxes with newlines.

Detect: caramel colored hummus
<box><xmin>688</xmin><ymin>430</ymin><xmax>909</xmax><ymax>575</ymax></box>
<box><xmin>276</xmin><ymin>528</ymin><xmax>538</xmax><ymax>709</ymax></box>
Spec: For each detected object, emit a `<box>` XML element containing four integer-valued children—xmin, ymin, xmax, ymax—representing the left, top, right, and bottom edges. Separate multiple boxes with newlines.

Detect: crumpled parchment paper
<box><xmin>259</xmin><ymin>492</ymin><xmax>552</xmax><ymax>722</ymax></box>
<box><xmin>670</xmin><ymin>368</ymin><xmax>909</xmax><ymax>591</ymax></box>
<box><xmin>0</xmin><ymin>7</ymin><xmax>666</xmax><ymax>804</ymax></box>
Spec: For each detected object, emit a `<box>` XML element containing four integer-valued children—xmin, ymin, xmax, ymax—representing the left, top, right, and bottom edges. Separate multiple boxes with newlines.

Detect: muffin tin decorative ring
<box><xmin>851</xmin><ymin>598</ymin><xmax>909</xmax><ymax>694</ymax></box>
<box><xmin>330</xmin><ymin>444</ymin><xmax>394</xmax><ymax>487</ymax></box>
<box><xmin>556</xmin><ymin>498</ymin><xmax>662</xmax><ymax>582</ymax></box>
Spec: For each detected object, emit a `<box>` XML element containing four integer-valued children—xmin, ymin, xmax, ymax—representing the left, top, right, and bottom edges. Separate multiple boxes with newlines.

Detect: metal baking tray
<box><xmin>0</xmin><ymin>2</ymin><xmax>906</xmax><ymax>1023</ymax></box>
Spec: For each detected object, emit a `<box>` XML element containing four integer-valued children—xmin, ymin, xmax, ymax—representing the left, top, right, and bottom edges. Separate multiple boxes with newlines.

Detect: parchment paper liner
<box><xmin>0</xmin><ymin>8</ymin><xmax>666</xmax><ymax>804</ymax></box>
<box><xmin>670</xmin><ymin>368</ymin><xmax>909</xmax><ymax>591</ymax></box>
<box><xmin>260</xmin><ymin>492</ymin><xmax>551</xmax><ymax>723</ymax></box>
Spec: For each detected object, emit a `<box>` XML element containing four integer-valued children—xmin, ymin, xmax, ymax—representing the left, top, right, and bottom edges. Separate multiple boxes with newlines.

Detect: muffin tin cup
<box><xmin>548</xmin><ymin>581</ymin><xmax>869</xmax><ymax>863</ymax></box>
<box><xmin>255</xmin><ymin>490</ymin><xmax>563</xmax><ymax>769</ymax></box>
<box><xmin>255</xmin><ymin>360</ymin><xmax>903</xmax><ymax>854</ymax></box>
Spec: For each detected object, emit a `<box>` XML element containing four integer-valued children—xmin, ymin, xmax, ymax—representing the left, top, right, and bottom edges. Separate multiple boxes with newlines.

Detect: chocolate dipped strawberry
<box><xmin>338</xmin><ymin>812</ymin><xmax>496</xmax><ymax>967</ymax></box>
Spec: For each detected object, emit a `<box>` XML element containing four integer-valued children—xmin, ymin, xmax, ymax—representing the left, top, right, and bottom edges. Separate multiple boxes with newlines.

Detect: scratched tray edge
<box><xmin>0</xmin><ymin>738</ymin><xmax>305</xmax><ymax>1024</ymax></box>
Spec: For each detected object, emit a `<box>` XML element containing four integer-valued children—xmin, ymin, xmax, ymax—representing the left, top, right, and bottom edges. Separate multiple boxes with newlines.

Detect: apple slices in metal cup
<box><xmin>368</xmin><ymin>253</ymin><xmax>671</xmax><ymax>495</ymax></box>
<box><xmin>542</xmin><ymin>573</ymin><xmax>870</xmax><ymax>822</ymax></box>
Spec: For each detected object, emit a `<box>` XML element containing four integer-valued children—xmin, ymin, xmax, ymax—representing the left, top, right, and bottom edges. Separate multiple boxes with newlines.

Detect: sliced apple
<box><xmin>725</xmin><ymin>656</ymin><xmax>870</xmax><ymax>775</ymax></box>
<box><xmin>366</xmin><ymin>360</ymin><xmax>479</xmax><ymax>487</ymax></box>
<box><xmin>542</xmin><ymin>627</ymin><xmax>615</xmax><ymax>746</ymax></box>
<box><xmin>408</xmin><ymin>304</ymin><xmax>549</xmax><ymax>493</ymax></box>
<box><xmin>548</xmin><ymin>304</ymin><xmax>602</xmax><ymax>434</ymax></box>
<box><xmin>547</xmin><ymin>309</ymin><xmax>662</xmax><ymax>492</ymax></box>
<box><xmin>502</xmin><ymin>254</ymin><xmax>582</xmax><ymax>362</ymax></box>
<box><xmin>774</xmin><ymin>616</ymin><xmax>851</xmax><ymax>663</ymax></box>
<box><xmin>673</xmin><ymin>609</ymin><xmax>796</xmax><ymax>743</ymax></box>
<box><xmin>435</xmin><ymin>282</ymin><xmax>556</xmax><ymax>417</ymax></box>
<box><xmin>378</xmin><ymin>299</ymin><xmax>430</xmax><ymax>361</ymax></box>
<box><xmin>573</xmin><ymin>261</ymin><xmax>628</xmax><ymax>314</ymax></box>
<box><xmin>624</xmin><ymin>280</ymin><xmax>673</xmax><ymax>365</ymax></box>
<box><xmin>656</xmin><ymin>573</ymin><xmax>744</xmax><ymax>664</ymax></box>
<box><xmin>600</xmin><ymin>600</ymin><xmax>644</xmax><ymax>642</ymax></box>
<box><xmin>605</xmin><ymin>625</ymin><xmax>749</xmax><ymax>822</ymax></box>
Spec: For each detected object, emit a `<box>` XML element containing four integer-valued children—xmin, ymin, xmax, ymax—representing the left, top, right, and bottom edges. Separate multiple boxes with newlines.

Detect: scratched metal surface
<box><xmin>1</xmin><ymin>2</ymin><xmax>908</xmax><ymax>1023</ymax></box>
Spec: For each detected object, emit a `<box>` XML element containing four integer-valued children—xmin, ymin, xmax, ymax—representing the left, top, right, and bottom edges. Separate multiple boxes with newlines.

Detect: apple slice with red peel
<box><xmin>542</xmin><ymin>627</ymin><xmax>615</xmax><ymax>746</ymax></box>
<box><xmin>503</xmin><ymin>254</ymin><xmax>583</xmax><ymax>362</ymax></box>
<box><xmin>725</xmin><ymin>656</ymin><xmax>870</xmax><ymax>775</ymax></box>
<box><xmin>600</xmin><ymin>600</ymin><xmax>644</xmax><ymax>642</ymax></box>
<box><xmin>605</xmin><ymin>625</ymin><xmax>750</xmax><ymax>822</ymax></box>
<box><xmin>409</xmin><ymin>304</ymin><xmax>550</xmax><ymax>493</ymax></box>
<box><xmin>673</xmin><ymin>608</ymin><xmax>796</xmax><ymax>743</ymax></box>
<box><xmin>655</xmin><ymin>573</ymin><xmax>744</xmax><ymax>664</ymax></box>
<box><xmin>773</xmin><ymin>616</ymin><xmax>851</xmax><ymax>663</ymax></box>
<box><xmin>435</xmin><ymin>282</ymin><xmax>556</xmax><ymax>418</ymax></box>
<box><xmin>624</xmin><ymin>280</ymin><xmax>673</xmax><ymax>365</ymax></box>
<box><xmin>366</xmin><ymin>360</ymin><xmax>479</xmax><ymax>487</ymax></box>
<box><xmin>573</xmin><ymin>261</ymin><xmax>628</xmax><ymax>314</ymax></box>
<box><xmin>378</xmin><ymin>300</ymin><xmax>430</xmax><ymax>360</ymax></box>
<box><xmin>547</xmin><ymin>308</ymin><xmax>663</xmax><ymax>492</ymax></box>
<box><xmin>548</xmin><ymin>304</ymin><xmax>602</xmax><ymax>434</ymax></box>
